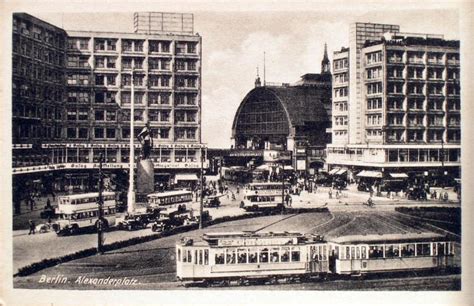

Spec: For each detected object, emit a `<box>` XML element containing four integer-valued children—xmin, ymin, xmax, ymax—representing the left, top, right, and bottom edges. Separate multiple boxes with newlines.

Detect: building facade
<box><xmin>12</xmin><ymin>12</ymin><xmax>205</xmax><ymax>194</ymax></box>
<box><xmin>230</xmin><ymin>49</ymin><xmax>332</xmax><ymax>172</ymax></box>
<box><xmin>327</xmin><ymin>25</ymin><xmax>461</xmax><ymax>179</ymax></box>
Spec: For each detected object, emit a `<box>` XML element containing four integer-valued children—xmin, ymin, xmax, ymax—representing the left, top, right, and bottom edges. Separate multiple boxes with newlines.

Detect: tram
<box><xmin>176</xmin><ymin>231</ymin><xmax>456</xmax><ymax>286</ymax></box>
<box><xmin>53</xmin><ymin>191</ymin><xmax>116</xmax><ymax>235</ymax></box>
<box><xmin>240</xmin><ymin>182</ymin><xmax>290</xmax><ymax>211</ymax></box>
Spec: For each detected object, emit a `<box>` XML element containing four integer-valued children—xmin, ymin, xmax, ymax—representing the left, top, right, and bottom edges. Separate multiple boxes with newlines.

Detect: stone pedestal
<box><xmin>137</xmin><ymin>159</ymin><xmax>154</xmax><ymax>196</ymax></box>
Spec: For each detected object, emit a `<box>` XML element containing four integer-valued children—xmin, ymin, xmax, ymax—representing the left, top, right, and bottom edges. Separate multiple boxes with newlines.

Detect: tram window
<box><xmin>369</xmin><ymin>245</ymin><xmax>384</xmax><ymax>258</ymax></box>
<box><xmin>416</xmin><ymin>243</ymin><xmax>431</xmax><ymax>256</ymax></box>
<box><xmin>281</xmin><ymin>247</ymin><xmax>290</xmax><ymax>262</ymax></box>
<box><xmin>248</xmin><ymin>249</ymin><xmax>258</xmax><ymax>263</ymax></box>
<box><xmin>177</xmin><ymin>249</ymin><xmax>181</xmax><ymax>262</ymax></box>
<box><xmin>351</xmin><ymin>247</ymin><xmax>355</xmax><ymax>259</ymax></box>
<box><xmin>322</xmin><ymin>245</ymin><xmax>327</xmax><ymax>260</ymax></box>
<box><xmin>271</xmin><ymin>248</ymin><xmax>279</xmax><ymax>263</ymax></box>
<box><xmin>345</xmin><ymin>246</ymin><xmax>350</xmax><ymax>259</ymax></box>
<box><xmin>291</xmin><ymin>247</ymin><xmax>300</xmax><ymax>262</ymax></box>
<box><xmin>199</xmin><ymin>250</ymin><xmax>203</xmax><ymax>265</ymax></box>
<box><xmin>449</xmin><ymin>243</ymin><xmax>455</xmax><ymax>255</ymax></box>
<box><xmin>182</xmin><ymin>249</ymin><xmax>187</xmax><ymax>262</ymax></box>
<box><xmin>356</xmin><ymin>247</ymin><xmax>360</xmax><ymax>259</ymax></box>
<box><xmin>237</xmin><ymin>248</ymin><xmax>247</xmax><ymax>264</ymax></box>
<box><xmin>259</xmin><ymin>248</ymin><xmax>269</xmax><ymax>263</ymax></box>
<box><xmin>187</xmin><ymin>250</ymin><xmax>192</xmax><ymax>263</ymax></box>
<box><xmin>386</xmin><ymin>245</ymin><xmax>399</xmax><ymax>257</ymax></box>
<box><xmin>204</xmin><ymin>249</ymin><xmax>209</xmax><ymax>265</ymax></box>
<box><xmin>226</xmin><ymin>249</ymin><xmax>236</xmax><ymax>264</ymax></box>
<box><xmin>361</xmin><ymin>246</ymin><xmax>367</xmax><ymax>259</ymax></box>
<box><xmin>215</xmin><ymin>251</ymin><xmax>225</xmax><ymax>264</ymax></box>
<box><xmin>401</xmin><ymin>244</ymin><xmax>415</xmax><ymax>257</ymax></box>
<box><xmin>334</xmin><ymin>246</ymin><xmax>340</xmax><ymax>259</ymax></box>
<box><xmin>437</xmin><ymin>243</ymin><xmax>445</xmax><ymax>256</ymax></box>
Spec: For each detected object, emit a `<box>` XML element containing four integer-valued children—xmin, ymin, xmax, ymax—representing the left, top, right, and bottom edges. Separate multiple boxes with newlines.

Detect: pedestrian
<box><xmin>328</xmin><ymin>188</ymin><xmax>333</xmax><ymax>199</ymax></box>
<box><xmin>314</xmin><ymin>185</ymin><xmax>318</xmax><ymax>194</ymax></box>
<box><xmin>289</xmin><ymin>195</ymin><xmax>293</xmax><ymax>207</ymax></box>
<box><xmin>46</xmin><ymin>198</ymin><xmax>51</xmax><ymax>207</ymax></box>
<box><xmin>28</xmin><ymin>219</ymin><xmax>35</xmax><ymax>235</ymax></box>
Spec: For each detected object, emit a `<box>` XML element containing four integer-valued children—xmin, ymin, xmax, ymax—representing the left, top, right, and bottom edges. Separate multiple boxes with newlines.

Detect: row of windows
<box><xmin>386</xmin><ymin>148</ymin><xmax>460</xmax><ymax>162</ymax></box>
<box><xmin>333</xmin><ymin>58</ymin><xmax>349</xmax><ymax>70</ymax></box>
<box><xmin>13</xmin><ymin>17</ymin><xmax>66</xmax><ymax>48</ymax></box>
<box><xmin>68</xmin><ymin>37</ymin><xmax>197</xmax><ymax>54</ymax></box>
<box><xmin>333</xmin><ymin>72</ymin><xmax>348</xmax><ymax>84</ymax></box>
<box><xmin>149</xmin><ymin>193</ymin><xmax>192</xmax><ymax>206</ymax></box>
<box><xmin>13</xmin><ymin>81</ymin><xmax>63</xmax><ymax>101</ymax></box>
<box><xmin>367</xmin><ymin>114</ymin><xmax>382</xmax><ymax>126</ymax></box>
<box><xmin>334</xmin><ymin>102</ymin><xmax>348</xmax><ymax>112</ymax></box>
<box><xmin>13</xmin><ymin>59</ymin><xmax>64</xmax><ymax>84</ymax></box>
<box><xmin>211</xmin><ymin>247</ymin><xmax>301</xmax><ymax>265</ymax></box>
<box><xmin>66</xmin><ymin>74</ymin><xmax>198</xmax><ymax>88</ymax></box>
<box><xmin>13</xmin><ymin>39</ymin><xmax>65</xmax><ymax>67</ymax></box>
<box><xmin>65</xmin><ymin>127</ymin><xmax>196</xmax><ymax>140</ymax></box>
<box><xmin>338</xmin><ymin>242</ymin><xmax>453</xmax><ymax>260</ymax></box>
<box><xmin>334</xmin><ymin>116</ymin><xmax>348</xmax><ymax>126</ymax></box>
<box><xmin>387</xmin><ymin>98</ymin><xmax>460</xmax><ymax>111</ymax></box>
<box><xmin>334</xmin><ymin>87</ymin><xmax>348</xmax><ymax>98</ymax></box>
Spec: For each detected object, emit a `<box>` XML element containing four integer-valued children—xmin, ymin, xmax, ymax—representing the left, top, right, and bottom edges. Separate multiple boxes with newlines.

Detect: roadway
<box><xmin>12</xmin><ymin>184</ymin><xmax>460</xmax><ymax>275</ymax></box>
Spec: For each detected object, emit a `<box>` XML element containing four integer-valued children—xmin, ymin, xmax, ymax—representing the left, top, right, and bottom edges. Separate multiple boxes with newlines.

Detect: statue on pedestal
<box><xmin>136</xmin><ymin>122</ymin><xmax>155</xmax><ymax>196</ymax></box>
<box><xmin>137</xmin><ymin>121</ymin><xmax>153</xmax><ymax>160</ymax></box>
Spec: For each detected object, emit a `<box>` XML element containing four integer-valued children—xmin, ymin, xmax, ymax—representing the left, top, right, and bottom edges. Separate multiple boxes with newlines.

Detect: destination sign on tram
<box><xmin>218</xmin><ymin>237</ymin><xmax>298</xmax><ymax>247</ymax></box>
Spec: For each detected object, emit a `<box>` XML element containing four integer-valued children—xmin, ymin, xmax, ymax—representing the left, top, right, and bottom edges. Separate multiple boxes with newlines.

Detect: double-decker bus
<box><xmin>147</xmin><ymin>190</ymin><xmax>193</xmax><ymax>211</ymax></box>
<box><xmin>53</xmin><ymin>191</ymin><xmax>116</xmax><ymax>235</ymax></box>
<box><xmin>240</xmin><ymin>182</ymin><xmax>290</xmax><ymax>211</ymax></box>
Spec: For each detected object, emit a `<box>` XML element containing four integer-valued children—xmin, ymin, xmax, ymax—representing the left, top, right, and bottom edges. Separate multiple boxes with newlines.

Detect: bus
<box><xmin>53</xmin><ymin>191</ymin><xmax>116</xmax><ymax>235</ymax></box>
<box><xmin>241</xmin><ymin>182</ymin><xmax>290</xmax><ymax>211</ymax></box>
<box><xmin>147</xmin><ymin>190</ymin><xmax>193</xmax><ymax>211</ymax></box>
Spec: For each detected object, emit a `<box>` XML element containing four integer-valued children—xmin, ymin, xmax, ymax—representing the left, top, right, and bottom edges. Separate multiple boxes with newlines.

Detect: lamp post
<box><xmin>199</xmin><ymin>146</ymin><xmax>204</xmax><ymax>229</ymax></box>
<box><xmin>97</xmin><ymin>153</ymin><xmax>104</xmax><ymax>254</ymax></box>
<box><xmin>127</xmin><ymin>69</ymin><xmax>135</xmax><ymax>214</ymax></box>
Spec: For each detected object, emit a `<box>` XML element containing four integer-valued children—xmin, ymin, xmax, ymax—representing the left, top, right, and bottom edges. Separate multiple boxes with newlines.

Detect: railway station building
<box><xmin>12</xmin><ymin>12</ymin><xmax>205</xmax><ymax>202</ymax></box>
<box><xmin>230</xmin><ymin>47</ymin><xmax>332</xmax><ymax>174</ymax></box>
<box><xmin>326</xmin><ymin>22</ymin><xmax>461</xmax><ymax>182</ymax></box>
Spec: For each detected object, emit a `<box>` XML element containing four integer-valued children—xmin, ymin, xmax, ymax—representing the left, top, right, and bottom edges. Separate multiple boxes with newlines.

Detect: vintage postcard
<box><xmin>1</xmin><ymin>0</ymin><xmax>472</xmax><ymax>305</ymax></box>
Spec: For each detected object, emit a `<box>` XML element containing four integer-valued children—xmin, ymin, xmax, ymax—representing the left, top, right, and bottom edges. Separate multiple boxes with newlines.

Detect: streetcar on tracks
<box><xmin>176</xmin><ymin>231</ymin><xmax>456</xmax><ymax>286</ymax></box>
<box><xmin>240</xmin><ymin>182</ymin><xmax>290</xmax><ymax>211</ymax></box>
<box><xmin>53</xmin><ymin>191</ymin><xmax>116</xmax><ymax>235</ymax></box>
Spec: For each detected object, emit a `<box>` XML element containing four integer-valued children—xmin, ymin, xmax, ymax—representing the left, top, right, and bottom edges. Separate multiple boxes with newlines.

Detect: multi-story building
<box><xmin>327</xmin><ymin>25</ymin><xmax>461</xmax><ymax>180</ymax></box>
<box><xmin>12</xmin><ymin>13</ymin><xmax>67</xmax><ymax>166</ymax></box>
<box><xmin>12</xmin><ymin>12</ymin><xmax>205</xmax><ymax>196</ymax></box>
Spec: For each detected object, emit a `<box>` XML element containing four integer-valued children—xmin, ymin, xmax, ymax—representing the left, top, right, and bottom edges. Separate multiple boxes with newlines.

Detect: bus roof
<box><xmin>328</xmin><ymin>232</ymin><xmax>447</xmax><ymax>244</ymax></box>
<box><xmin>247</xmin><ymin>182</ymin><xmax>289</xmax><ymax>186</ymax></box>
<box><xmin>147</xmin><ymin>190</ymin><xmax>192</xmax><ymax>198</ymax></box>
<box><xmin>202</xmin><ymin>231</ymin><xmax>302</xmax><ymax>240</ymax></box>
<box><xmin>58</xmin><ymin>191</ymin><xmax>115</xmax><ymax>200</ymax></box>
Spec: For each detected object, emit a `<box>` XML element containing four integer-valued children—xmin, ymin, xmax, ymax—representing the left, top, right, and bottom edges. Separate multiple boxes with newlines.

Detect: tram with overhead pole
<box><xmin>176</xmin><ymin>231</ymin><xmax>456</xmax><ymax>286</ymax></box>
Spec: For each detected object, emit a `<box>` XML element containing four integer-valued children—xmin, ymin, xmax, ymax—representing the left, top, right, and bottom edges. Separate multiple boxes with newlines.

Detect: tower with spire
<box><xmin>255</xmin><ymin>66</ymin><xmax>261</xmax><ymax>87</ymax></box>
<box><xmin>321</xmin><ymin>43</ymin><xmax>331</xmax><ymax>74</ymax></box>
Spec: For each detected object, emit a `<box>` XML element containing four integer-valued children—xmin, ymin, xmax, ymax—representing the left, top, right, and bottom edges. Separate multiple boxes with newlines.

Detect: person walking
<box><xmin>28</xmin><ymin>220</ymin><xmax>35</xmax><ymax>235</ymax></box>
<box><xmin>328</xmin><ymin>188</ymin><xmax>333</xmax><ymax>199</ymax></box>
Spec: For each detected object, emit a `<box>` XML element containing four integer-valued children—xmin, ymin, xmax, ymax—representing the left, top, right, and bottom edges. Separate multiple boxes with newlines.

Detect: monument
<box><xmin>136</xmin><ymin>122</ymin><xmax>155</xmax><ymax>200</ymax></box>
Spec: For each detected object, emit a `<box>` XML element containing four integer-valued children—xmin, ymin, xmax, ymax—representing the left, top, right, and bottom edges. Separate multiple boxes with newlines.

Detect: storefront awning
<box><xmin>328</xmin><ymin>168</ymin><xmax>340</xmax><ymax>175</ymax></box>
<box><xmin>336</xmin><ymin>169</ymin><xmax>347</xmax><ymax>175</ymax></box>
<box><xmin>175</xmin><ymin>173</ymin><xmax>198</xmax><ymax>181</ymax></box>
<box><xmin>390</xmin><ymin>173</ymin><xmax>408</xmax><ymax>178</ymax></box>
<box><xmin>256</xmin><ymin>164</ymin><xmax>270</xmax><ymax>170</ymax></box>
<box><xmin>356</xmin><ymin>170</ymin><xmax>382</xmax><ymax>178</ymax></box>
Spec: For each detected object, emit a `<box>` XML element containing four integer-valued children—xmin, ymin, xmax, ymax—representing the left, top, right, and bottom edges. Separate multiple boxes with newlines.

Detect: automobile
<box><xmin>204</xmin><ymin>195</ymin><xmax>221</xmax><ymax>208</ymax></box>
<box><xmin>116</xmin><ymin>212</ymin><xmax>150</xmax><ymax>231</ymax></box>
<box><xmin>40</xmin><ymin>205</ymin><xmax>56</xmax><ymax>219</ymax></box>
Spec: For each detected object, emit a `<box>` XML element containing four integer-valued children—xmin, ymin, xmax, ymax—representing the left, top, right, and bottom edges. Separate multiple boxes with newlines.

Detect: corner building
<box><xmin>12</xmin><ymin>12</ymin><xmax>205</xmax><ymax>192</ymax></box>
<box><xmin>327</xmin><ymin>25</ymin><xmax>461</xmax><ymax>179</ymax></box>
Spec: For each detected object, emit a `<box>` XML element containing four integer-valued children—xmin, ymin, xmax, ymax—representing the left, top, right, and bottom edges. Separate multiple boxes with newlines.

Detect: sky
<box><xmin>33</xmin><ymin>6</ymin><xmax>460</xmax><ymax>149</ymax></box>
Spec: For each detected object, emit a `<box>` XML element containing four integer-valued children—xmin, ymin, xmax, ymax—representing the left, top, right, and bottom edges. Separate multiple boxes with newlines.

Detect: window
<box><xmin>94</xmin><ymin>128</ymin><xmax>104</xmax><ymax>139</ymax></box>
<box><xmin>122</xmin><ymin>92</ymin><xmax>131</xmax><ymax>103</ymax></box>
<box><xmin>106</xmin><ymin>57</ymin><xmax>116</xmax><ymax>68</ymax></box>
<box><xmin>105</xmin><ymin>92</ymin><xmax>116</xmax><ymax>103</ymax></box>
<box><xmin>149</xmin><ymin>58</ymin><xmax>159</xmax><ymax>70</ymax></box>
<box><xmin>237</xmin><ymin>249</ymin><xmax>247</xmax><ymax>264</ymax></box>
<box><xmin>291</xmin><ymin>247</ymin><xmax>300</xmax><ymax>262</ymax></box>
<box><xmin>95</xmin><ymin>57</ymin><xmax>105</xmax><ymax>68</ymax></box>
<box><xmin>122</xmin><ymin>75</ymin><xmax>131</xmax><ymax>86</ymax></box>
<box><xmin>259</xmin><ymin>248</ymin><xmax>269</xmax><ymax>263</ymax></box>
<box><xmin>215</xmin><ymin>251</ymin><xmax>224</xmax><ymax>264</ymax></box>
<box><xmin>368</xmin><ymin>245</ymin><xmax>384</xmax><ymax>258</ymax></box>
<box><xmin>122</xmin><ymin>58</ymin><xmax>132</xmax><ymax>69</ymax></box>
<box><xmin>367</xmin><ymin>82</ymin><xmax>382</xmax><ymax>95</ymax></box>
<box><xmin>159</xmin><ymin>129</ymin><xmax>169</xmax><ymax>139</ymax></box>
<box><xmin>416</xmin><ymin>243</ymin><xmax>431</xmax><ymax>256</ymax></box>
<box><xmin>78</xmin><ymin>128</ymin><xmax>88</xmax><ymax>139</ymax></box>
<box><xmin>187</xmin><ymin>42</ymin><xmax>196</xmax><ymax>53</ymax></box>
<box><xmin>160</xmin><ymin>93</ymin><xmax>170</xmax><ymax>104</ymax></box>
<box><xmin>95</xmin><ymin>39</ymin><xmax>105</xmax><ymax>51</ymax></box>
<box><xmin>106</xmin><ymin>110</ymin><xmax>116</xmax><ymax>121</ymax></box>
<box><xmin>122</xmin><ymin>40</ymin><xmax>132</xmax><ymax>52</ymax></box>
<box><xmin>106</xmin><ymin>128</ymin><xmax>116</xmax><ymax>139</ymax></box>
<box><xmin>161</xmin><ymin>76</ymin><xmax>170</xmax><ymax>87</ymax></box>
<box><xmin>78</xmin><ymin>109</ymin><xmax>88</xmax><ymax>120</ymax></box>
<box><xmin>95</xmin><ymin>75</ymin><xmax>105</xmax><ymax>86</ymax></box>
<box><xmin>95</xmin><ymin>110</ymin><xmax>105</xmax><ymax>121</ymax></box>
<box><xmin>107</xmin><ymin>75</ymin><xmax>116</xmax><ymax>86</ymax></box>
<box><xmin>226</xmin><ymin>249</ymin><xmax>236</xmax><ymax>264</ymax></box>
